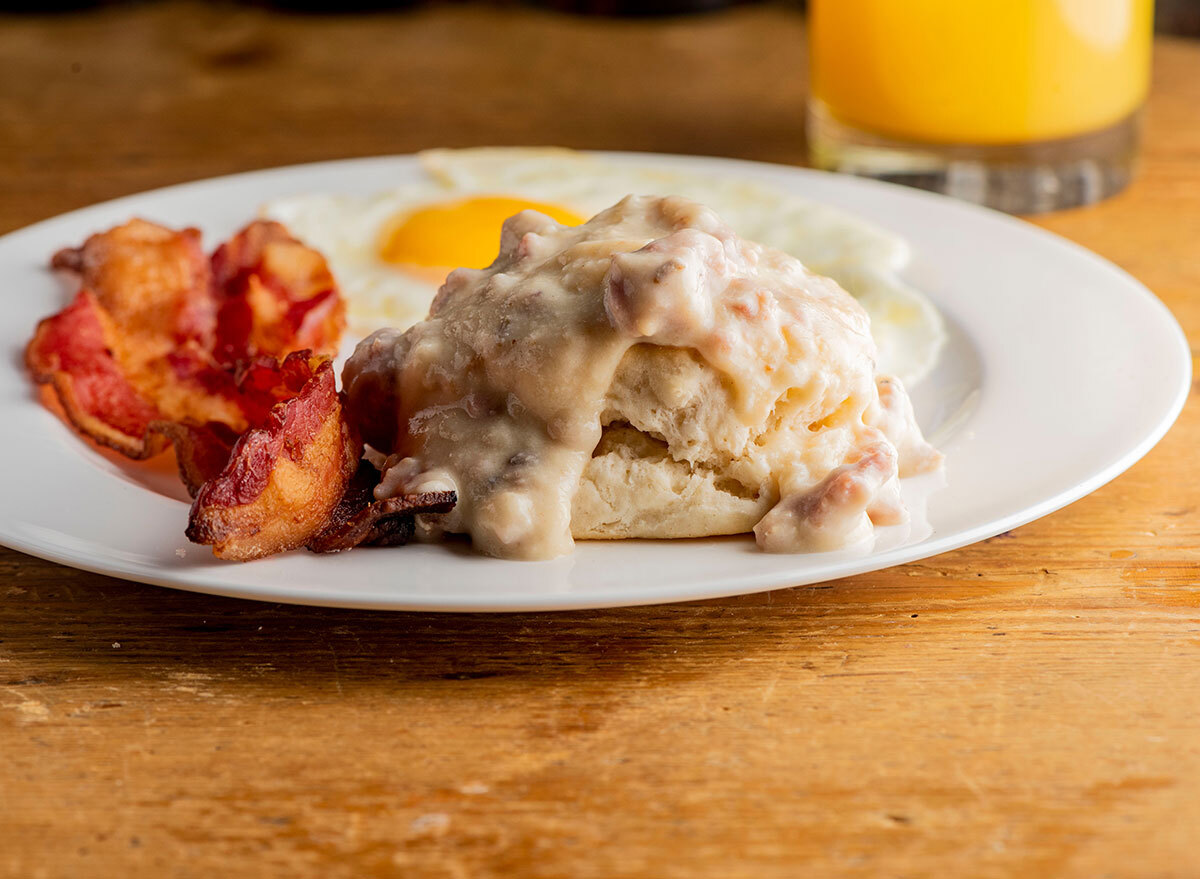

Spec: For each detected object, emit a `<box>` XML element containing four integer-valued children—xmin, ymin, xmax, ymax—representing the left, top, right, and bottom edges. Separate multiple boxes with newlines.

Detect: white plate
<box><xmin>0</xmin><ymin>153</ymin><xmax>1188</xmax><ymax>611</ymax></box>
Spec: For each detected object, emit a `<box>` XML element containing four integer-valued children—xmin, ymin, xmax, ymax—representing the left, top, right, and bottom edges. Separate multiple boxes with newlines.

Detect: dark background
<box><xmin>4</xmin><ymin>0</ymin><xmax>1200</xmax><ymax>34</ymax></box>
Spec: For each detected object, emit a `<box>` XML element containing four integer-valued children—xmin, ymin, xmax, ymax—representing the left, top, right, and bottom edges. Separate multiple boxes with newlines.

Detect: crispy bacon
<box><xmin>39</xmin><ymin>219</ymin><xmax>246</xmax><ymax>439</ymax></box>
<box><xmin>149</xmin><ymin>421</ymin><xmax>241</xmax><ymax>497</ymax></box>
<box><xmin>28</xmin><ymin>218</ymin><xmax>414</xmax><ymax>562</ymax></box>
<box><xmin>307</xmin><ymin>461</ymin><xmax>457</xmax><ymax>553</ymax></box>
<box><xmin>26</xmin><ymin>289</ymin><xmax>169</xmax><ymax>458</ymax></box>
<box><xmin>140</xmin><ymin>343</ymin><xmax>247</xmax><ymax>431</ymax></box>
<box><xmin>185</xmin><ymin>360</ymin><xmax>360</xmax><ymax>561</ymax></box>
<box><xmin>31</xmin><ymin>218</ymin><xmax>349</xmax><ymax>448</ymax></box>
<box><xmin>27</xmin><ymin>290</ymin><xmax>249</xmax><ymax>442</ymax></box>
<box><xmin>232</xmin><ymin>350</ymin><xmax>329</xmax><ymax>427</ymax></box>
<box><xmin>211</xmin><ymin>220</ymin><xmax>345</xmax><ymax>366</ymax></box>
<box><xmin>51</xmin><ymin>218</ymin><xmax>214</xmax><ymax>350</ymax></box>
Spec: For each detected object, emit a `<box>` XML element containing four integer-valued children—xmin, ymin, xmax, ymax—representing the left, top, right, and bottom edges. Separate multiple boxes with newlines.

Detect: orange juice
<box><xmin>810</xmin><ymin>0</ymin><xmax>1154</xmax><ymax>145</ymax></box>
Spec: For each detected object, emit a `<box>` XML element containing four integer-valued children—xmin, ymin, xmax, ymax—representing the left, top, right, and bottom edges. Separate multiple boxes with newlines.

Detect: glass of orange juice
<box><xmin>807</xmin><ymin>0</ymin><xmax>1154</xmax><ymax>212</ymax></box>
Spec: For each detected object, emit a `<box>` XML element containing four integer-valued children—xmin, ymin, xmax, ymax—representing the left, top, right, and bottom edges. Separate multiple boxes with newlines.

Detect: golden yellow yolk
<box><xmin>379</xmin><ymin>196</ymin><xmax>584</xmax><ymax>276</ymax></box>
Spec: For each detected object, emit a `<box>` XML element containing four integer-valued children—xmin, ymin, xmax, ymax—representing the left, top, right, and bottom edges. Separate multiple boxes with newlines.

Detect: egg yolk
<box><xmin>379</xmin><ymin>196</ymin><xmax>584</xmax><ymax>274</ymax></box>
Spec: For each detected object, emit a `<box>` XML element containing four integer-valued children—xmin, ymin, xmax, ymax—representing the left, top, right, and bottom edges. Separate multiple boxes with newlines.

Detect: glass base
<box><xmin>807</xmin><ymin>102</ymin><xmax>1141</xmax><ymax>214</ymax></box>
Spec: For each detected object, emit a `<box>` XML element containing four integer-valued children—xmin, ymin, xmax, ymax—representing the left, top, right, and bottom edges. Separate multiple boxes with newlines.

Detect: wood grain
<box><xmin>2</xmin><ymin>3</ymin><xmax>1199</xmax><ymax>877</ymax></box>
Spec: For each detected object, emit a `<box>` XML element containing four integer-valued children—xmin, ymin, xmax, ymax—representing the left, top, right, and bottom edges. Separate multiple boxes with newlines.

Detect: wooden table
<box><xmin>2</xmin><ymin>4</ymin><xmax>1198</xmax><ymax>876</ymax></box>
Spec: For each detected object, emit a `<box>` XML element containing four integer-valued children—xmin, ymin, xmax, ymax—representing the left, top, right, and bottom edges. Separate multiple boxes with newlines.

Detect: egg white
<box><xmin>261</xmin><ymin>147</ymin><xmax>945</xmax><ymax>385</ymax></box>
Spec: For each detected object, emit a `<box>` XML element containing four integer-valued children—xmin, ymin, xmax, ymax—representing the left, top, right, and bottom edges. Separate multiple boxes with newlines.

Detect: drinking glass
<box><xmin>807</xmin><ymin>0</ymin><xmax>1155</xmax><ymax>213</ymax></box>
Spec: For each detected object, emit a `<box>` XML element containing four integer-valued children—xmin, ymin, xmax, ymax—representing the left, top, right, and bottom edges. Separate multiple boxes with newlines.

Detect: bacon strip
<box><xmin>307</xmin><ymin>461</ymin><xmax>457</xmax><ymax>553</ymax></box>
<box><xmin>149</xmin><ymin>421</ymin><xmax>241</xmax><ymax>497</ymax></box>
<box><xmin>26</xmin><ymin>289</ymin><xmax>169</xmax><ymax>458</ymax></box>
<box><xmin>211</xmin><ymin>220</ymin><xmax>345</xmax><ymax>366</ymax></box>
<box><xmin>30</xmin><ymin>218</ymin><xmax>446</xmax><ymax>562</ymax></box>
<box><xmin>232</xmin><ymin>350</ymin><xmax>329</xmax><ymax>427</ymax></box>
<box><xmin>51</xmin><ymin>218</ymin><xmax>214</xmax><ymax>351</ymax></box>
<box><xmin>186</xmin><ymin>360</ymin><xmax>360</xmax><ymax>561</ymax></box>
<box><xmin>31</xmin><ymin>219</ymin><xmax>347</xmax><ymax>449</ymax></box>
<box><xmin>35</xmin><ymin>220</ymin><xmax>246</xmax><ymax>449</ymax></box>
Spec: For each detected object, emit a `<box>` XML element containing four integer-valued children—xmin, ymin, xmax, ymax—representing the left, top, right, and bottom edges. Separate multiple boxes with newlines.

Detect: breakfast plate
<box><xmin>0</xmin><ymin>152</ymin><xmax>1189</xmax><ymax>610</ymax></box>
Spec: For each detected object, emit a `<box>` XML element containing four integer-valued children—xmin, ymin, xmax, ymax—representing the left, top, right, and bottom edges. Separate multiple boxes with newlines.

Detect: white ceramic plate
<box><xmin>0</xmin><ymin>153</ymin><xmax>1188</xmax><ymax>611</ymax></box>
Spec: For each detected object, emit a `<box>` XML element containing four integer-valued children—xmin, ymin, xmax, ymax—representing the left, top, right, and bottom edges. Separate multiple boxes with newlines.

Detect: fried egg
<box><xmin>262</xmin><ymin>147</ymin><xmax>945</xmax><ymax>385</ymax></box>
